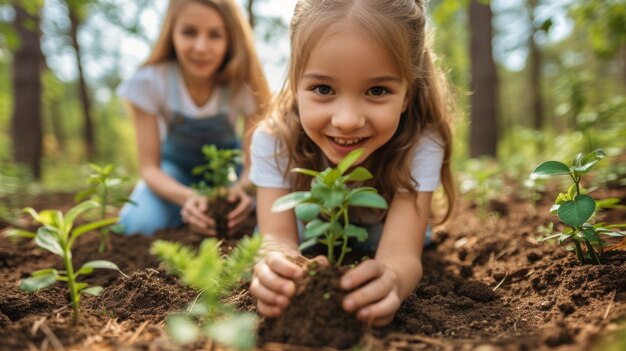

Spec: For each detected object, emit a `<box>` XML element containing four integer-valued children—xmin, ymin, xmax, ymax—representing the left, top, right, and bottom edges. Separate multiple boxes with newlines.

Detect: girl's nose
<box><xmin>331</xmin><ymin>99</ymin><xmax>365</xmax><ymax>131</ymax></box>
<box><xmin>193</xmin><ymin>37</ymin><xmax>210</xmax><ymax>52</ymax></box>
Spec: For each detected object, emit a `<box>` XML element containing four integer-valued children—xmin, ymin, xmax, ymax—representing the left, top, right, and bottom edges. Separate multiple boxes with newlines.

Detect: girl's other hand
<box><xmin>226</xmin><ymin>183</ymin><xmax>254</xmax><ymax>236</ymax></box>
<box><xmin>180</xmin><ymin>194</ymin><xmax>216</xmax><ymax>236</ymax></box>
<box><xmin>251</xmin><ymin>252</ymin><xmax>328</xmax><ymax>317</ymax></box>
<box><xmin>340</xmin><ymin>259</ymin><xmax>401</xmax><ymax>326</ymax></box>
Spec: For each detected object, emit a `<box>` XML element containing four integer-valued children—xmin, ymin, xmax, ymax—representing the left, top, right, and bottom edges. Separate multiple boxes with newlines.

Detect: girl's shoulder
<box><xmin>416</xmin><ymin>126</ymin><xmax>445</xmax><ymax>152</ymax></box>
<box><xmin>128</xmin><ymin>61</ymin><xmax>173</xmax><ymax>85</ymax></box>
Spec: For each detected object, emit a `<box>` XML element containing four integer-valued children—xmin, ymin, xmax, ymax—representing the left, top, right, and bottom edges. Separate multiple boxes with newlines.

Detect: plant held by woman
<box><xmin>531</xmin><ymin>149</ymin><xmax>625</xmax><ymax>264</ymax></box>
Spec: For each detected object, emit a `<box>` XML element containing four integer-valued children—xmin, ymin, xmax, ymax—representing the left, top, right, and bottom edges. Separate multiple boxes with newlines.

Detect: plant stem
<box><xmin>336</xmin><ymin>209</ymin><xmax>350</xmax><ymax>267</ymax></box>
<box><xmin>99</xmin><ymin>187</ymin><xmax>108</xmax><ymax>253</ymax></box>
<box><xmin>573</xmin><ymin>240</ymin><xmax>585</xmax><ymax>265</ymax></box>
<box><xmin>62</xmin><ymin>247</ymin><xmax>79</xmax><ymax>323</ymax></box>
<box><xmin>584</xmin><ymin>240</ymin><xmax>601</xmax><ymax>265</ymax></box>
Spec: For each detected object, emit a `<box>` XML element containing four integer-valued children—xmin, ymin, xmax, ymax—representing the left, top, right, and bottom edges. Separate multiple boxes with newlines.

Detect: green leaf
<box><xmin>581</xmin><ymin>227</ymin><xmax>601</xmax><ymax>244</ymax></box>
<box><xmin>345</xmin><ymin>225</ymin><xmax>368</xmax><ymax>242</ymax></box>
<box><xmin>344</xmin><ymin>166</ymin><xmax>372</xmax><ymax>182</ymax></box>
<box><xmin>167</xmin><ymin>314</ymin><xmax>199</xmax><ymax>344</ymax></box>
<box><xmin>31</xmin><ymin>268</ymin><xmax>59</xmax><ymax>277</ymax></box>
<box><xmin>292</xmin><ymin>168</ymin><xmax>319</xmax><ymax>177</ymax></box>
<box><xmin>557</xmin><ymin>195</ymin><xmax>596</xmax><ymax>228</ymax></box>
<box><xmin>531</xmin><ymin>161</ymin><xmax>571</xmax><ymax>177</ymax></box>
<box><xmin>81</xmin><ymin>286</ymin><xmax>104</xmax><ymax>296</ymax></box>
<box><xmin>206</xmin><ymin>313</ymin><xmax>257</xmax><ymax>350</ymax></box>
<box><xmin>65</xmin><ymin>200</ymin><xmax>100</xmax><ymax>230</ymax></box>
<box><xmin>74</xmin><ymin>188</ymin><xmax>96</xmax><ymax>203</ymax></box>
<box><xmin>20</xmin><ymin>272</ymin><xmax>58</xmax><ymax>292</ymax></box>
<box><xmin>304</xmin><ymin>219</ymin><xmax>331</xmax><ymax>239</ymax></box>
<box><xmin>299</xmin><ymin>238</ymin><xmax>319</xmax><ymax>251</ymax></box>
<box><xmin>72</xmin><ymin>217</ymin><xmax>119</xmax><ymax>239</ymax></box>
<box><xmin>348</xmin><ymin>191</ymin><xmax>388</xmax><ymax>209</ymax></box>
<box><xmin>337</xmin><ymin>148</ymin><xmax>364</xmax><ymax>175</ymax></box>
<box><xmin>324</xmin><ymin>189</ymin><xmax>344</xmax><ymax>208</ymax></box>
<box><xmin>272</xmin><ymin>192</ymin><xmax>310</xmax><ymax>212</ymax></box>
<box><xmin>35</xmin><ymin>227</ymin><xmax>64</xmax><ymax>256</ymax></box>
<box><xmin>573</xmin><ymin>149</ymin><xmax>606</xmax><ymax>175</ymax></box>
<box><xmin>3</xmin><ymin>228</ymin><xmax>36</xmax><ymax>241</ymax></box>
<box><xmin>77</xmin><ymin>260</ymin><xmax>122</xmax><ymax>276</ymax></box>
<box><xmin>295</xmin><ymin>203</ymin><xmax>321</xmax><ymax>222</ymax></box>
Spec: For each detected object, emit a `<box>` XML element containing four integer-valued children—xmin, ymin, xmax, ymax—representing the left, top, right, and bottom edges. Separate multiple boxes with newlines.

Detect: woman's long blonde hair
<box><xmin>265</xmin><ymin>0</ymin><xmax>456</xmax><ymax>223</ymax></box>
<box><xmin>145</xmin><ymin>0</ymin><xmax>270</xmax><ymax>117</ymax></box>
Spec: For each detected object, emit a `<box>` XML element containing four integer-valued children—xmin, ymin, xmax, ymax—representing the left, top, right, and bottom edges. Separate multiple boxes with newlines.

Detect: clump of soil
<box><xmin>207</xmin><ymin>196</ymin><xmax>239</xmax><ymax>239</ymax></box>
<box><xmin>259</xmin><ymin>263</ymin><xmax>363</xmax><ymax>349</ymax></box>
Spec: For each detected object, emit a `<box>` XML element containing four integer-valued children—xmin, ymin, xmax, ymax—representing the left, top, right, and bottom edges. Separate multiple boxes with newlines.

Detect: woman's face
<box><xmin>172</xmin><ymin>2</ymin><xmax>228</xmax><ymax>82</ymax></box>
<box><xmin>296</xmin><ymin>25</ymin><xmax>409</xmax><ymax>165</ymax></box>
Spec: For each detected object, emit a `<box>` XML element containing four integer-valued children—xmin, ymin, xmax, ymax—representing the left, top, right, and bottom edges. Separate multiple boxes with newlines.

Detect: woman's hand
<box><xmin>341</xmin><ymin>259</ymin><xmax>402</xmax><ymax>326</ymax></box>
<box><xmin>226</xmin><ymin>182</ymin><xmax>254</xmax><ymax>236</ymax></box>
<box><xmin>180</xmin><ymin>194</ymin><xmax>216</xmax><ymax>236</ymax></box>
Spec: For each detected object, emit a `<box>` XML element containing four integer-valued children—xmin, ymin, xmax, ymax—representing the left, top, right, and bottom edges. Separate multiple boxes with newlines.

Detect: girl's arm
<box><xmin>341</xmin><ymin>191</ymin><xmax>432</xmax><ymax>326</ymax></box>
<box><xmin>130</xmin><ymin>105</ymin><xmax>215</xmax><ymax>233</ymax></box>
<box><xmin>250</xmin><ymin>186</ymin><xmax>311</xmax><ymax>317</ymax></box>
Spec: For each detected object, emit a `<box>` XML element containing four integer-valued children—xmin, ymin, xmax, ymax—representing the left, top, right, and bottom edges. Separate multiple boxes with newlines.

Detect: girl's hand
<box><xmin>226</xmin><ymin>183</ymin><xmax>254</xmax><ymax>236</ymax></box>
<box><xmin>250</xmin><ymin>252</ymin><xmax>328</xmax><ymax>317</ymax></box>
<box><xmin>341</xmin><ymin>259</ymin><xmax>402</xmax><ymax>326</ymax></box>
<box><xmin>180</xmin><ymin>194</ymin><xmax>216</xmax><ymax>236</ymax></box>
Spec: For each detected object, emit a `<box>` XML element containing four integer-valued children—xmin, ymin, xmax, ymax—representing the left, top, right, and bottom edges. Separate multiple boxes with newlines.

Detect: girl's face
<box><xmin>172</xmin><ymin>2</ymin><xmax>228</xmax><ymax>82</ymax></box>
<box><xmin>297</xmin><ymin>25</ymin><xmax>409</xmax><ymax>166</ymax></box>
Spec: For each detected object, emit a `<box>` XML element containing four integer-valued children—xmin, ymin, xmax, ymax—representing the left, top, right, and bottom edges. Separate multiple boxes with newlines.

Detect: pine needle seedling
<box><xmin>150</xmin><ymin>234</ymin><xmax>262</xmax><ymax>350</ymax></box>
<box><xmin>272</xmin><ymin>148</ymin><xmax>388</xmax><ymax>267</ymax></box>
<box><xmin>192</xmin><ymin>145</ymin><xmax>242</xmax><ymax>237</ymax></box>
<box><xmin>531</xmin><ymin>149</ymin><xmax>625</xmax><ymax>264</ymax></box>
<box><xmin>4</xmin><ymin>200</ymin><xmax>125</xmax><ymax>322</ymax></box>
<box><xmin>75</xmin><ymin>163</ymin><xmax>134</xmax><ymax>252</ymax></box>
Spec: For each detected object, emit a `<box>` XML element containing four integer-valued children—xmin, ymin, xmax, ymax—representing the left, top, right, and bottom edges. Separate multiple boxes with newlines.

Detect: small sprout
<box><xmin>323</xmin><ymin>292</ymin><xmax>331</xmax><ymax>300</ymax></box>
<box><xmin>151</xmin><ymin>234</ymin><xmax>262</xmax><ymax>350</ymax></box>
<box><xmin>4</xmin><ymin>201</ymin><xmax>124</xmax><ymax>322</ymax></box>
<box><xmin>272</xmin><ymin>148</ymin><xmax>388</xmax><ymax>266</ymax></box>
<box><xmin>530</xmin><ymin>149</ymin><xmax>625</xmax><ymax>265</ymax></box>
<box><xmin>75</xmin><ymin>163</ymin><xmax>134</xmax><ymax>252</ymax></box>
<box><xmin>308</xmin><ymin>270</ymin><xmax>317</xmax><ymax>277</ymax></box>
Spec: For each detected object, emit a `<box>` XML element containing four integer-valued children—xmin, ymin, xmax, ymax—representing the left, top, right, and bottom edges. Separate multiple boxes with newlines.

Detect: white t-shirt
<box><xmin>116</xmin><ymin>61</ymin><xmax>256</xmax><ymax>141</ymax></box>
<box><xmin>250</xmin><ymin>123</ymin><xmax>445</xmax><ymax>192</ymax></box>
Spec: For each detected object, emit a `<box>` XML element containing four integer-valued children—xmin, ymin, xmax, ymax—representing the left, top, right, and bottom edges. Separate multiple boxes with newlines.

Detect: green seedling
<box><xmin>272</xmin><ymin>148</ymin><xmax>388</xmax><ymax>266</ymax></box>
<box><xmin>192</xmin><ymin>145</ymin><xmax>242</xmax><ymax>237</ymax></box>
<box><xmin>4</xmin><ymin>200</ymin><xmax>124</xmax><ymax>322</ymax></box>
<box><xmin>531</xmin><ymin>149</ymin><xmax>625</xmax><ymax>264</ymax></box>
<box><xmin>75</xmin><ymin>163</ymin><xmax>134</xmax><ymax>252</ymax></box>
<box><xmin>150</xmin><ymin>234</ymin><xmax>262</xmax><ymax>350</ymax></box>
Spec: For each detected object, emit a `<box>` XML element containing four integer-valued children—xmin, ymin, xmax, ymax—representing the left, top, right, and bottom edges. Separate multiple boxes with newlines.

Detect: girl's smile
<box><xmin>297</xmin><ymin>25</ymin><xmax>409</xmax><ymax>165</ymax></box>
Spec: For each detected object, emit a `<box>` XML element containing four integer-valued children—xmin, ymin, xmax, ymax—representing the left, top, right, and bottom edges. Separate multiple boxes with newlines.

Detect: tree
<box><xmin>11</xmin><ymin>2</ymin><xmax>43</xmax><ymax>179</ymax></box>
<box><xmin>527</xmin><ymin>0</ymin><xmax>544</xmax><ymax>130</ymax></box>
<box><xmin>469</xmin><ymin>0</ymin><xmax>498</xmax><ymax>158</ymax></box>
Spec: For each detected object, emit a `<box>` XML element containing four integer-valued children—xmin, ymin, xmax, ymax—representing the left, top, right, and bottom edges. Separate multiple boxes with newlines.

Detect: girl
<box><xmin>117</xmin><ymin>0</ymin><xmax>270</xmax><ymax>236</ymax></box>
<box><xmin>249</xmin><ymin>0</ymin><xmax>456</xmax><ymax>326</ymax></box>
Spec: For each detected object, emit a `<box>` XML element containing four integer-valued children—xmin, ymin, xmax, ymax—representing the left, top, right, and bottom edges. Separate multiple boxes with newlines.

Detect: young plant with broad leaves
<box><xmin>272</xmin><ymin>148</ymin><xmax>388</xmax><ymax>266</ymax></box>
<box><xmin>150</xmin><ymin>234</ymin><xmax>262</xmax><ymax>350</ymax></box>
<box><xmin>192</xmin><ymin>145</ymin><xmax>243</xmax><ymax>236</ymax></box>
<box><xmin>75</xmin><ymin>163</ymin><xmax>134</xmax><ymax>252</ymax></box>
<box><xmin>4</xmin><ymin>201</ymin><xmax>125</xmax><ymax>322</ymax></box>
<box><xmin>531</xmin><ymin>149</ymin><xmax>625</xmax><ymax>264</ymax></box>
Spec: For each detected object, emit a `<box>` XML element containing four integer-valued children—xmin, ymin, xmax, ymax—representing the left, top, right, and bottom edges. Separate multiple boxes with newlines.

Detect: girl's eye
<box><xmin>182</xmin><ymin>28</ymin><xmax>197</xmax><ymax>36</ymax></box>
<box><xmin>367</xmin><ymin>86</ymin><xmax>389</xmax><ymax>96</ymax></box>
<box><xmin>209</xmin><ymin>30</ymin><xmax>224</xmax><ymax>39</ymax></box>
<box><xmin>313</xmin><ymin>85</ymin><xmax>334</xmax><ymax>96</ymax></box>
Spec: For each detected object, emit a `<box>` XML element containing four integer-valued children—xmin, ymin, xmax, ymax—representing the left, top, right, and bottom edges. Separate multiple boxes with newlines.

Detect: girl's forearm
<box><xmin>142</xmin><ymin>166</ymin><xmax>195</xmax><ymax>206</ymax></box>
<box><xmin>260</xmin><ymin>233</ymin><xmax>300</xmax><ymax>257</ymax></box>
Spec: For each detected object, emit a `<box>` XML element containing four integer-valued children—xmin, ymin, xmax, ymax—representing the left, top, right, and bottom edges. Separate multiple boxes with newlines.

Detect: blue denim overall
<box><xmin>120</xmin><ymin>66</ymin><xmax>239</xmax><ymax>236</ymax></box>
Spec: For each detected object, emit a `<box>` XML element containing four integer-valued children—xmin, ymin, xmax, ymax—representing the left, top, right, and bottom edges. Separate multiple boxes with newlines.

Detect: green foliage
<box><xmin>192</xmin><ymin>145</ymin><xmax>242</xmax><ymax>199</ymax></box>
<box><xmin>272</xmin><ymin>149</ymin><xmax>388</xmax><ymax>266</ymax></box>
<box><xmin>75</xmin><ymin>163</ymin><xmax>134</xmax><ymax>252</ymax></box>
<box><xmin>150</xmin><ymin>234</ymin><xmax>262</xmax><ymax>350</ymax></box>
<box><xmin>531</xmin><ymin>149</ymin><xmax>625</xmax><ymax>265</ymax></box>
<box><xmin>458</xmin><ymin>156</ymin><xmax>507</xmax><ymax>216</ymax></box>
<box><xmin>4</xmin><ymin>200</ymin><xmax>123</xmax><ymax>322</ymax></box>
<box><xmin>571</xmin><ymin>0</ymin><xmax>626</xmax><ymax>58</ymax></box>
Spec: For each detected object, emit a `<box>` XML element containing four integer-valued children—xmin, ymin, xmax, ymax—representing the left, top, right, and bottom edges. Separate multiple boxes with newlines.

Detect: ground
<box><xmin>0</xmin><ymin>185</ymin><xmax>624</xmax><ymax>351</ymax></box>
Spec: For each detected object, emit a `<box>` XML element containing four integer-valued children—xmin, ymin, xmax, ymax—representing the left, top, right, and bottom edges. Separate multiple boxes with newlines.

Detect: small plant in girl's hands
<box><xmin>530</xmin><ymin>149</ymin><xmax>625</xmax><ymax>264</ymax></box>
<box><xmin>192</xmin><ymin>145</ymin><xmax>243</xmax><ymax>237</ymax></box>
<box><xmin>272</xmin><ymin>148</ymin><xmax>388</xmax><ymax>266</ymax></box>
<box><xmin>75</xmin><ymin>163</ymin><xmax>134</xmax><ymax>252</ymax></box>
<box><xmin>4</xmin><ymin>200</ymin><xmax>125</xmax><ymax>322</ymax></box>
<box><xmin>150</xmin><ymin>234</ymin><xmax>262</xmax><ymax>350</ymax></box>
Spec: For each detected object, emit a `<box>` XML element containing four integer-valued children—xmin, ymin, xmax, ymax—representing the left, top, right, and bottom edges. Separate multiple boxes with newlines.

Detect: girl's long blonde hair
<box><xmin>145</xmin><ymin>0</ymin><xmax>270</xmax><ymax>118</ymax></box>
<box><xmin>265</xmin><ymin>0</ymin><xmax>456</xmax><ymax>223</ymax></box>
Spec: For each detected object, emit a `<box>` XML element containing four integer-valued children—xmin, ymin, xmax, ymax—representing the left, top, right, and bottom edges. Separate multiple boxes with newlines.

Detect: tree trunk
<box><xmin>622</xmin><ymin>44</ymin><xmax>626</xmax><ymax>88</ymax></box>
<box><xmin>528</xmin><ymin>0</ymin><xmax>544</xmax><ymax>130</ymax></box>
<box><xmin>469</xmin><ymin>0</ymin><xmax>499</xmax><ymax>158</ymax></box>
<box><xmin>246</xmin><ymin>0</ymin><xmax>255</xmax><ymax>29</ymax></box>
<box><xmin>11</xmin><ymin>5</ymin><xmax>43</xmax><ymax>179</ymax></box>
<box><xmin>49</xmin><ymin>97</ymin><xmax>66</xmax><ymax>152</ymax></box>
<box><xmin>68</xmin><ymin>6</ymin><xmax>96</xmax><ymax>158</ymax></box>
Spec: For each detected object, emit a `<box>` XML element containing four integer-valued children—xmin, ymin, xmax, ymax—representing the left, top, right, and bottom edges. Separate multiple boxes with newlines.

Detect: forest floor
<box><xmin>0</xmin><ymin>185</ymin><xmax>625</xmax><ymax>351</ymax></box>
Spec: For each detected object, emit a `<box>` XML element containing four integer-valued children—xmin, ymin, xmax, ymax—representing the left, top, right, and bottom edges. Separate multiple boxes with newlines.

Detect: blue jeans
<box><xmin>119</xmin><ymin>160</ymin><xmax>200</xmax><ymax>236</ymax></box>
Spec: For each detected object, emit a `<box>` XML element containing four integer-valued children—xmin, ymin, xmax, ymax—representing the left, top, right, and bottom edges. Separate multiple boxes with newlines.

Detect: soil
<box><xmin>0</xmin><ymin>185</ymin><xmax>625</xmax><ymax>351</ymax></box>
<box><xmin>207</xmin><ymin>195</ymin><xmax>240</xmax><ymax>240</ymax></box>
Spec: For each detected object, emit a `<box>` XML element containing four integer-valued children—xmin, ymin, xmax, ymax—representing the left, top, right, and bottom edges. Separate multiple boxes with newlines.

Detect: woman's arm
<box><xmin>341</xmin><ymin>191</ymin><xmax>433</xmax><ymax>326</ymax></box>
